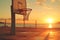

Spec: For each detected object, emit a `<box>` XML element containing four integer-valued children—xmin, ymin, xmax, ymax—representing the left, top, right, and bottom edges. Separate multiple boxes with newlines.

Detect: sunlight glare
<box><xmin>45</xmin><ymin>18</ymin><xmax>53</xmax><ymax>28</ymax></box>
<box><xmin>49</xmin><ymin>24</ymin><xmax>52</xmax><ymax>28</ymax></box>
<box><xmin>47</xmin><ymin>18</ymin><xmax>53</xmax><ymax>23</ymax></box>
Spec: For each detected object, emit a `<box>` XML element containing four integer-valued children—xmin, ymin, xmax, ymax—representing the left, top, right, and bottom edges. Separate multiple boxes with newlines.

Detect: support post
<box><xmin>4</xmin><ymin>19</ymin><xmax>6</xmax><ymax>27</ymax></box>
<box><xmin>11</xmin><ymin>0</ymin><xmax>15</xmax><ymax>35</ymax></box>
<box><xmin>11</xmin><ymin>6</ymin><xmax>15</xmax><ymax>35</ymax></box>
<box><xmin>35</xmin><ymin>20</ymin><xmax>37</xmax><ymax>28</ymax></box>
<box><xmin>23</xmin><ymin>15</ymin><xmax>25</xmax><ymax>28</ymax></box>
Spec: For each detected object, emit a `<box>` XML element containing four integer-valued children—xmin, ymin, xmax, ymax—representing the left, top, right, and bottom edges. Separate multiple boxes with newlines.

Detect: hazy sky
<box><xmin>0</xmin><ymin>0</ymin><xmax>60</xmax><ymax>23</ymax></box>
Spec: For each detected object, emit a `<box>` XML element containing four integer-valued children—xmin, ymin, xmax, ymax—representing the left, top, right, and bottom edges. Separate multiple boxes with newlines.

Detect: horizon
<box><xmin>0</xmin><ymin>18</ymin><xmax>60</xmax><ymax>23</ymax></box>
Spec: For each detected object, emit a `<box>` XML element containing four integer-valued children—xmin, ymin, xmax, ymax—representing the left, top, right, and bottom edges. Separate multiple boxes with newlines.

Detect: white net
<box><xmin>23</xmin><ymin>8</ymin><xmax>32</xmax><ymax>20</ymax></box>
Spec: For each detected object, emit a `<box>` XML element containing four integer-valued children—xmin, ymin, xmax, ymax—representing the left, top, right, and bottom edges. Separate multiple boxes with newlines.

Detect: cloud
<box><xmin>51</xmin><ymin>0</ymin><xmax>56</xmax><ymax>3</ymax></box>
<box><xmin>35</xmin><ymin>0</ymin><xmax>54</xmax><ymax>10</ymax></box>
<box><xmin>35</xmin><ymin>0</ymin><xmax>47</xmax><ymax>6</ymax></box>
<box><xmin>58</xmin><ymin>0</ymin><xmax>60</xmax><ymax>1</ymax></box>
<box><xmin>42</xmin><ymin>6</ymin><xmax>53</xmax><ymax>9</ymax></box>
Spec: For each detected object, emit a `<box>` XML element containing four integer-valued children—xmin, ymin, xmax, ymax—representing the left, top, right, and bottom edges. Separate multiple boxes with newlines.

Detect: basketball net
<box><xmin>23</xmin><ymin>8</ymin><xmax>32</xmax><ymax>20</ymax></box>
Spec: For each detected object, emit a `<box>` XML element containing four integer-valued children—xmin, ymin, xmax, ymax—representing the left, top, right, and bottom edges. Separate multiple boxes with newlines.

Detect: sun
<box><xmin>45</xmin><ymin>18</ymin><xmax>53</xmax><ymax>28</ymax></box>
<box><xmin>47</xmin><ymin>18</ymin><xmax>53</xmax><ymax>23</ymax></box>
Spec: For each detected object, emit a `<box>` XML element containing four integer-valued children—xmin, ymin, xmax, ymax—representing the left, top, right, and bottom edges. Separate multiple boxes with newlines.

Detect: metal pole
<box><xmin>11</xmin><ymin>0</ymin><xmax>15</xmax><ymax>35</ymax></box>
<box><xmin>35</xmin><ymin>20</ymin><xmax>37</xmax><ymax>28</ymax></box>
<box><xmin>23</xmin><ymin>15</ymin><xmax>25</xmax><ymax>28</ymax></box>
<box><xmin>4</xmin><ymin>19</ymin><xmax>6</xmax><ymax>27</ymax></box>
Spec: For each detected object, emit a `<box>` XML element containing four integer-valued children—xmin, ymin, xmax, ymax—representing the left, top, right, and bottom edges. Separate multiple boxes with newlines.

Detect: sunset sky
<box><xmin>0</xmin><ymin>0</ymin><xmax>60</xmax><ymax>23</ymax></box>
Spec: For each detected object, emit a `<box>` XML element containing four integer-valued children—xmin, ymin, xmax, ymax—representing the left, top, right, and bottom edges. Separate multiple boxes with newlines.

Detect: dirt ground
<box><xmin>0</xmin><ymin>27</ymin><xmax>60</xmax><ymax>40</ymax></box>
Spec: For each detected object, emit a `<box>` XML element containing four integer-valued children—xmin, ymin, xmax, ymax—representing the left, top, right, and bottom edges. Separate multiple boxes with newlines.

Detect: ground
<box><xmin>0</xmin><ymin>27</ymin><xmax>60</xmax><ymax>40</ymax></box>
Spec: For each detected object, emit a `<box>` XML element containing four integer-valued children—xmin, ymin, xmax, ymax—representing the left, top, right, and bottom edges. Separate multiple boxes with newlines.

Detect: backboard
<box><xmin>13</xmin><ymin>0</ymin><xmax>27</xmax><ymax>15</ymax></box>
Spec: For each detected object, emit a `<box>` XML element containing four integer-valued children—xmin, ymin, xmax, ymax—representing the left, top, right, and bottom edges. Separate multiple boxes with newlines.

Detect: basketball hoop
<box><xmin>11</xmin><ymin>0</ymin><xmax>32</xmax><ymax>35</ymax></box>
<box><xmin>14</xmin><ymin>8</ymin><xmax>32</xmax><ymax>20</ymax></box>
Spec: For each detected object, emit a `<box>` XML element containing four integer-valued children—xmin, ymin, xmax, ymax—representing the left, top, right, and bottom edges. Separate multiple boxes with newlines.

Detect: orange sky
<box><xmin>0</xmin><ymin>0</ymin><xmax>60</xmax><ymax>23</ymax></box>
